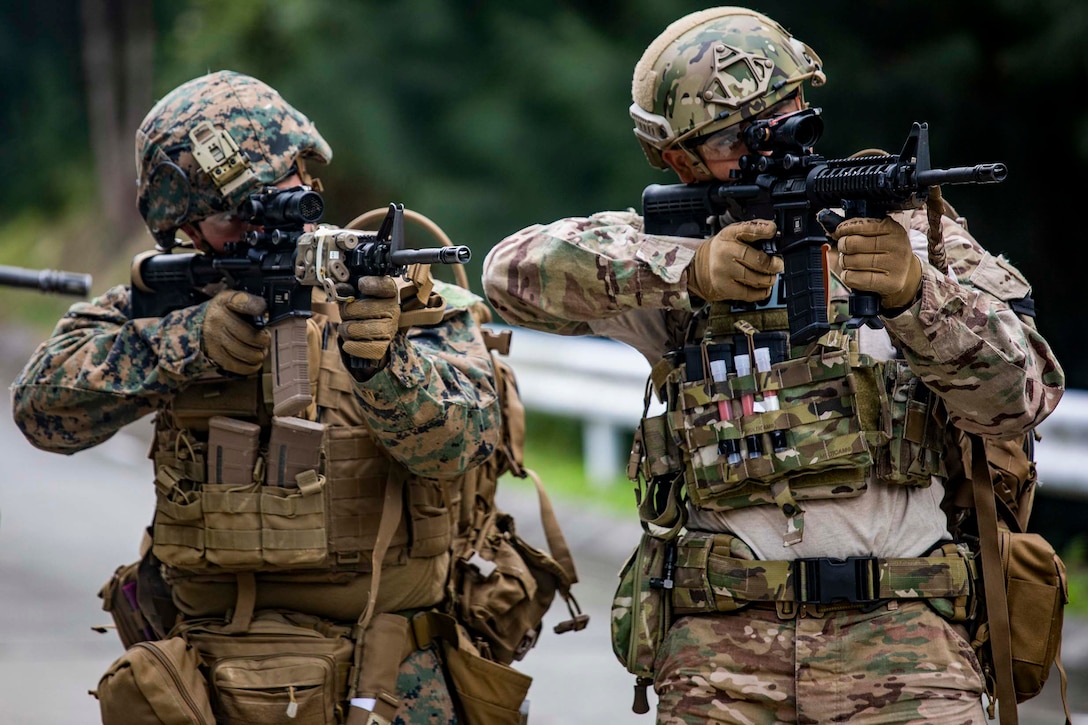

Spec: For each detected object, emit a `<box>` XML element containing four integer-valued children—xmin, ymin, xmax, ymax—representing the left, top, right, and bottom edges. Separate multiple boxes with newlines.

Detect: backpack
<box><xmin>339</xmin><ymin>205</ymin><xmax>589</xmax><ymax>668</ymax></box>
<box><xmin>446</xmin><ymin>304</ymin><xmax>589</xmax><ymax>666</ymax></box>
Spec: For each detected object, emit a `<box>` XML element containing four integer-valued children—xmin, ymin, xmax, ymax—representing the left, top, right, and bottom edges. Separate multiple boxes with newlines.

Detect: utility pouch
<box><xmin>611</xmin><ymin>531</ymin><xmax>674</xmax><ymax>714</ymax></box>
<box><xmin>974</xmin><ymin>530</ymin><xmax>1068</xmax><ymax>703</ymax></box>
<box><xmin>93</xmin><ymin>637</ymin><xmax>215</xmax><ymax>725</ymax></box>
<box><xmin>962</xmin><ymin>432</ymin><xmax>1071</xmax><ymax>723</ymax></box>
<box><xmin>438</xmin><ymin>615</ymin><xmax>532</xmax><ymax>725</ymax></box>
<box><xmin>98</xmin><ymin>561</ymin><xmax>154</xmax><ymax>649</ymax></box>
<box><xmin>454</xmin><ymin>509</ymin><xmax>560</xmax><ymax>665</ymax></box>
<box><xmin>323</xmin><ymin>425</ymin><xmax>408</xmax><ymax>568</ymax></box>
<box><xmin>672</xmin><ymin>335</ymin><xmax>878</xmax><ymax>511</ymax></box>
<box><xmin>405</xmin><ymin>477</ymin><xmax>452</xmax><ymax>559</ymax></box>
<box><xmin>669</xmin><ymin>531</ymin><xmax>758</xmax><ymax>615</ymax></box>
<box><xmin>630</xmin><ymin>412</ymin><xmax>683</xmax><ymax>484</ymax></box>
<box><xmin>177</xmin><ymin>610</ymin><xmax>354</xmax><ymax>724</ymax></box>
<box><xmin>924</xmin><ymin>542</ymin><xmax>977</xmax><ymax>625</ymax></box>
<box><xmin>875</xmin><ymin>359</ymin><xmax>946</xmax><ymax>485</ymax></box>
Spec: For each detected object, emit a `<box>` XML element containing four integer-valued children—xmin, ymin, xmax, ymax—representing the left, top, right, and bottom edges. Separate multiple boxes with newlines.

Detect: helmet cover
<box><xmin>631</xmin><ymin>7</ymin><xmax>825</xmax><ymax>169</ymax></box>
<box><xmin>135</xmin><ymin>70</ymin><xmax>332</xmax><ymax>245</ymax></box>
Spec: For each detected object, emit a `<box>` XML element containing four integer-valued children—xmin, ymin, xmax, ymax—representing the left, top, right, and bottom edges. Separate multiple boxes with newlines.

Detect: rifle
<box><xmin>0</xmin><ymin>265</ymin><xmax>91</xmax><ymax>296</ymax></box>
<box><xmin>641</xmin><ymin>108</ymin><xmax>1007</xmax><ymax>345</ymax></box>
<box><xmin>131</xmin><ymin>186</ymin><xmax>470</xmax><ymax>415</ymax></box>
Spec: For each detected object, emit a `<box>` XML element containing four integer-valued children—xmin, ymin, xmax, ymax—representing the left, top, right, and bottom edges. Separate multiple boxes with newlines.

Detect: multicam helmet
<box><xmin>135</xmin><ymin>70</ymin><xmax>332</xmax><ymax>247</ymax></box>
<box><xmin>630</xmin><ymin>7</ymin><xmax>825</xmax><ymax>170</ymax></box>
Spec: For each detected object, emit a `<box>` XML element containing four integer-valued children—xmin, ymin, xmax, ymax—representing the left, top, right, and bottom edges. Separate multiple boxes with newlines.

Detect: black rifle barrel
<box><xmin>916</xmin><ymin>163</ymin><xmax>1008</xmax><ymax>187</ymax></box>
<box><xmin>390</xmin><ymin>246</ymin><xmax>471</xmax><ymax>267</ymax></box>
<box><xmin>0</xmin><ymin>264</ymin><xmax>92</xmax><ymax>296</ymax></box>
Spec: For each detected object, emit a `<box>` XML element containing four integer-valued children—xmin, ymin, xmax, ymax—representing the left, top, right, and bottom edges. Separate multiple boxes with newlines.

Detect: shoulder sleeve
<box><xmin>349</xmin><ymin>304</ymin><xmax>501</xmax><ymax>478</ymax></box>
<box><xmin>482</xmin><ymin>211</ymin><xmax>700</xmax><ymax>336</ymax></box>
<box><xmin>883</xmin><ymin>210</ymin><xmax>1064</xmax><ymax>435</ymax></box>
<box><xmin>11</xmin><ymin>284</ymin><xmax>220</xmax><ymax>453</ymax></box>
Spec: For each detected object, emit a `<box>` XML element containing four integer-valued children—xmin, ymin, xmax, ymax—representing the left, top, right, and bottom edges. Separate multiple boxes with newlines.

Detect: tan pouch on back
<box><xmin>176</xmin><ymin>610</ymin><xmax>354</xmax><ymax>724</ymax></box>
<box><xmin>441</xmin><ymin>618</ymin><xmax>531</xmax><ymax>725</ymax></box>
<box><xmin>94</xmin><ymin>637</ymin><xmax>215</xmax><ymax>725</ymax></box>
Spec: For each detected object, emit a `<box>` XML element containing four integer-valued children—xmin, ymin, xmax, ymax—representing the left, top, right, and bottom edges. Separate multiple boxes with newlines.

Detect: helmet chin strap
<box><xmin>295</xmin><ymin>157</ymin><xmax>324</xmax><ymax>193</ymax></box>
<box><xmin>662</xmin><ymin>144</ymin><xmax>714</xmax><ymax>183</ymax></box>
<box><xmin>681</xmin><ymin>147</ymin><xmax>713</xmax><ymax>181</ymax></box>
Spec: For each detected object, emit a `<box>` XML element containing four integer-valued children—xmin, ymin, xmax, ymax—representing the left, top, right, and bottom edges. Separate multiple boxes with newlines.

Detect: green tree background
<box><xmin>1</xmin><ymin>0</ymin><xmax>1085</xmax><ymax>387</ymax></box>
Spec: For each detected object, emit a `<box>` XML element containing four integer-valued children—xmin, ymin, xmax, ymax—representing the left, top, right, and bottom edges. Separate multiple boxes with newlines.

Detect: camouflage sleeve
<box><xmin>482</xmin><ymin>210</ymin><xmax>699</xmax><ymax>335</ymax></box>
<box><xmin>11</xmin><ymin>284</ymin><xmax>220</xmax><ymax>454</ymax></box>
<box><xmin>883</xmin><ymin>210</ymin><xmax>1064</xmax><ymax>436</ymax></box>
<box><xmin>350</xmin><ymin>304</ymin><xmax>500</xmax><ymax>479</ymax></box>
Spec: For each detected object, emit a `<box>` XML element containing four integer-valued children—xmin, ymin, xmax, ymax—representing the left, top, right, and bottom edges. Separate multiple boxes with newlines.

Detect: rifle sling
<box><xmin>971</xmin><ymin>433</ymin><xmax>1017</xmax><ymax>725</ymax></box>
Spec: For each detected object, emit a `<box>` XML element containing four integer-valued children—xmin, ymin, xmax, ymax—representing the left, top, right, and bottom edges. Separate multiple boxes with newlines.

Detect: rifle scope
<box><xmin>742</xmin><ymin>108</ymin><xmax>823</xmax><ymax>154</ymax></box>
<box><xmin>239</xmin><ymin>187</ymin><xmax>325</xmax><ymax>229</ymax></box>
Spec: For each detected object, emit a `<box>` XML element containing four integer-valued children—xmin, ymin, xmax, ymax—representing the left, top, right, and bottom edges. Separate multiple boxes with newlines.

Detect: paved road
<box><xmin>0</xmin><ymin>357</ymin><xmax>1083</xmax><ymax>723</ymax></box>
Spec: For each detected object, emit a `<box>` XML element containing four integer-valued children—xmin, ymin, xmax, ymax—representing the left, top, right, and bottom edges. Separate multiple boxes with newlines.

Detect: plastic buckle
<box><xmin>463</xmin><ymin>552</ymin><xmax>497</xmax><ymax>580</ymax></box>
<box><xmin>512</xmin><ymin>627</ymin><xmax>540</xmax><ymax>661</ymax></box>
<box><xmin>553</xmin><ymin>613</ymin><xmax>590</xmax><ymax>634</ymax></box>
<box><xmin>795</xmin><ymin>556</ymin><xmax>879</xmax><ymax>605</ymax></box>
<box><xmin>553</xmin><ymin>593</ymin><xmax>590</xmax><ymax>634</ymax></box>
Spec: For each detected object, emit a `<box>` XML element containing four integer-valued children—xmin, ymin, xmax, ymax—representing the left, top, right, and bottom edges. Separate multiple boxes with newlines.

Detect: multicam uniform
<box><xmin>482</xmin><ymin>206</ymin><xmax>1064</xmax><ymax>723</ymax></box>
<box><xmin>11</xmin><ymin>279</ymin><xmax>501</xmax><ymax>722</ymax></box>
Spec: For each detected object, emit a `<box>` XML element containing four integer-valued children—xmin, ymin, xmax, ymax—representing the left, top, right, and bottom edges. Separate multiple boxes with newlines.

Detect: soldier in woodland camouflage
<box><xmin>483</xmin><ymin>7</ymin><xmax>1064</xmax><ymax>723</ymax></box>
<box><xmin>12</xmin><ymin>71</ymin><xmax>500</xmax><ymax>723</ymax></box>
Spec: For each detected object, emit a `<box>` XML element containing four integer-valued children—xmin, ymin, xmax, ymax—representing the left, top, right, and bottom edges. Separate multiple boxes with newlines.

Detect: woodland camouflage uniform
<box><xmin>11</xmin><ymin>70</ymin><xmax>502</xmax><ymax>724</ymax></box>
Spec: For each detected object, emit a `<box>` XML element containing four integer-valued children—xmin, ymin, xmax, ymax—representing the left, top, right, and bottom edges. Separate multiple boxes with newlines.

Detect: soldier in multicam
<box><xmin>483</xmin><ymin>7</ymin><xmax>1064</xmax><ymax>724</ymax></box>
<box><xmin>12</xmin><ymin>71</ymin><xmax>499</xmax><ymax>723</ymax></box>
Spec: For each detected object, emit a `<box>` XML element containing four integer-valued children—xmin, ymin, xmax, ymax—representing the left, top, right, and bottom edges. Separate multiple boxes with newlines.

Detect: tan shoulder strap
<box><xmin>520</xmin><ymin>467</ymin><xmax>589</xmax><ymax>636</ymax></box>
<box><xmin>971</xmin><ymin>433</ymin><xmax>1017</xmax><ymax>724</ymax></box>
<box><xmin>972</xmin><ymin>433</ymin><xmax>1072</xmax><ymax>724</ymax></box>
<box><xmin>349</xmin><ymin>467</ymin><xmax>407</xmax><ymax>707</ymax></box>
<box><xmin>523</xmin><ymin>467</ymin><xmax>577</xmax><ymax>584</ymax></box>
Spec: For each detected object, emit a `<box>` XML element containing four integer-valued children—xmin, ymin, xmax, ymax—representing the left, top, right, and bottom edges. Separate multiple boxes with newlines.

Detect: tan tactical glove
<box><xmin>831</xmin><ymin>216</ymin><xmax>922</xmax><ymax>310</ymax></box>
<box><xmin>201</xmin><ymin>290</ymin><xmax>271</xmax><ymax>375</ymax></box>
<box><xmin>686</xmin><ymin>219</ymin><xmax>783</xmax><ymax>303</ymax></box>
<box><xmin>338</xmin><ymin>276</ymin><xmax>401</xmax><ymax>362</ymax></box>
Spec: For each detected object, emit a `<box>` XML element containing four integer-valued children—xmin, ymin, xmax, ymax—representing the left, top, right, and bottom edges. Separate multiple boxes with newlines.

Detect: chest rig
<box><xmin>629</xmin><ymin>298</ymin><xmax>947</xmax><ymax>542</ymax></box>
<box><xmin>149</xmin><ymin>314</ymin><xmax>452</xmax><ymax>579</ymax></box>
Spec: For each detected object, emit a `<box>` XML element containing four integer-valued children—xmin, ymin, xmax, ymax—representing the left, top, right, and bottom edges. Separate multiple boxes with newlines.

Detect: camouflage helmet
<box><xmin>135</xmin><ymin>70</ymin><xmax>332</xmax><ymax>246</ymax></box>
<box><xmin>630</xmin><ymin>7</ymin><xmax>825</xmax><ymax>170</ymax></box>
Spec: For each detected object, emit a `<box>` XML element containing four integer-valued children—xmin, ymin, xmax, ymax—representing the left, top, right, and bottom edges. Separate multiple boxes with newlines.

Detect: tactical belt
<box><xmin>671</xmin><ymin>539</ymin><xmax>974</xmax><ymax>615</ymax></box>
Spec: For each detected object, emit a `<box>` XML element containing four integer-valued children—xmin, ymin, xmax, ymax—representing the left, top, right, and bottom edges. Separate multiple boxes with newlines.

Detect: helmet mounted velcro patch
<box><xmin>700</xmin><ymin>44</ymin><xmax>774</xmax><ymax>109</ymax></box>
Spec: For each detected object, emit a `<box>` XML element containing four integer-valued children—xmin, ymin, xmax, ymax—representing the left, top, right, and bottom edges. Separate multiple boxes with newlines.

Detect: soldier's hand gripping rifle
<box><xmin>294</xmin><ymin>202</ymin><xmax>471</xmax><ymax>371</ymax></box>
<box><xmin>641</xmin><ymin>108</ymin><xmax>1007</xmax><ymax>346</ymax></box>
<box><xmin>131</xmin><ymin>186</ymin><xmax>469</xmax><ymax>412</ymax></box>
<box><xmin>0</xmin><ymin>265</ymin><xmax>92</xmax><ymax>296</ymax></box>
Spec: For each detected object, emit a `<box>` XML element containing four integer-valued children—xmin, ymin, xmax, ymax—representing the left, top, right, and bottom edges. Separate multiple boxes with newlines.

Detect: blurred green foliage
<box><xmin>1</xmin><ymin>0</ymin><xmax>1086</xmax><ymax>386</ymax></box>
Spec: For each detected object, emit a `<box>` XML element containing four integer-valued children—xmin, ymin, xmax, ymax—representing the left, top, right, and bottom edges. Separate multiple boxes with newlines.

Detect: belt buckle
<box><xmin>795</xmin><ymin>556</ymin><xmax>879</xmax><ymax>605</ymax></box>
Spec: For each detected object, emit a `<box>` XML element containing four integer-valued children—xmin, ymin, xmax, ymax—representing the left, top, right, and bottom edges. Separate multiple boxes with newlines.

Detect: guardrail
<box><xmin>495</xmin><ymin>324</ymin><xmax>1088</xmax><ymax>498</ymax></box>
